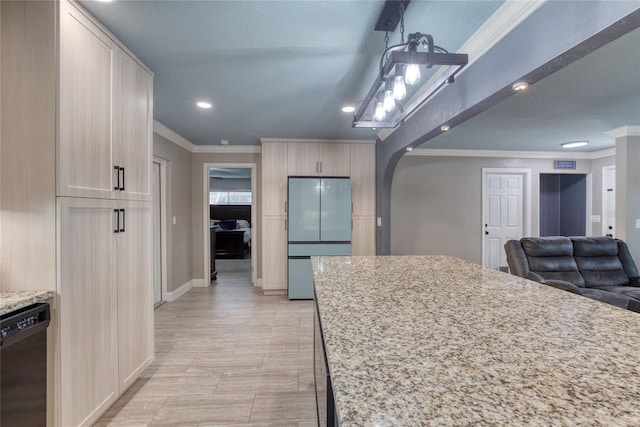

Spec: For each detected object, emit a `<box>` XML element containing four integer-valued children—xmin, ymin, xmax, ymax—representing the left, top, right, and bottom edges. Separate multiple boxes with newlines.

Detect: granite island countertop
<box><xmin>312</xmin><ymin>255</ymin><xmax>640</xmax><ymax>426</ymax></box>
<box><xmin>0</xmin><ymin>290</ymin><xmax>54</xmax><ymax>316</ymax></box>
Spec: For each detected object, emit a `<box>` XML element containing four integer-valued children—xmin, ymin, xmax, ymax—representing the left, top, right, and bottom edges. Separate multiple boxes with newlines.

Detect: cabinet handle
<box><xmin>315</xmin><ymin>162</ymin><xmax>319</xmax><ymax>173</ymax></box>
<box><xmin>120</xmin><ymin>209</ymin><xmax>125</xmax><ymax>232</ymax></box>
<box><xmin>284</xmin><ymin>219</ymin><xmax>287</xmax><ymax>231</ymax></box>
<box><xmin>114</xmin><ymin>209</ymin><xmax>120</xmax><ymax>233</ymax></box>
<box><xmin>119</xmin><ymin>167</ymin><xmax>125</xmax><ymax>191</ymax></box>
<box><xmin>114</xmin><ymin>166</ymin><xmax>120</xmax><ymax>190</ymax></box>
<box><xmin>284</xmin><ymin>201</ymin><xmax>287</xmax><ymax>213</ymax></box>
<box><xmin>320</xmin><ymin>162</ymin><xmax>323</xmax><ymax>173</ymax></box>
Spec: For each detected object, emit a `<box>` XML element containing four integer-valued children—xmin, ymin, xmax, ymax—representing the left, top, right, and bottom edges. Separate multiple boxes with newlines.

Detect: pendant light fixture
<box><xmin>352</xmin><ymin>0</ymin><xmax>468</xmax><ymax>128</ymax></box>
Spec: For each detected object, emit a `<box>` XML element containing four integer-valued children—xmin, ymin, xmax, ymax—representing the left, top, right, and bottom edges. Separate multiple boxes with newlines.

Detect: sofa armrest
<box><xmin>544</xmin><ymin>280</ymin><xmax>583</xmax><ymax>295</ymax></box>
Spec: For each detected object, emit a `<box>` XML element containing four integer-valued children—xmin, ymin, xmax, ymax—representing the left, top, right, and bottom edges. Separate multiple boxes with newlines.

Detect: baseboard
<box><xmin>263</xmin><ymin>289</ymin><xmax>287</xmax><ymax>296</ymax></box>
<box><xmin>192</xmin><ymin>278</ymin><xmax>209</xmax><ymax>288</ymax></box>
<box><xmin>164</xmin><ymin>280</ymin><xmax>194</xmax><ymax>302</ymax></box>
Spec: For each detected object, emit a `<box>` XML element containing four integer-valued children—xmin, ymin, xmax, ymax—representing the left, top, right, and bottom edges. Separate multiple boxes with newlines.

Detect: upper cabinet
<box><xmin>58</xmin><ymin>1</ymin><xmax>115</xmax><ymax>199</ymax></box>
<box><xmin>115</xmin><ymin>51</ymin><xmax>153</xmax><ymax>201</ymax></box>
<box><xmin>58</xmin><ymin>0</ymin><xmax>152</xmax><ymax>201</ymax></box>
<box><xmin>287</xmin><ymin>142</ymin><xmax>351</xmax><ymax>177</ymax></box>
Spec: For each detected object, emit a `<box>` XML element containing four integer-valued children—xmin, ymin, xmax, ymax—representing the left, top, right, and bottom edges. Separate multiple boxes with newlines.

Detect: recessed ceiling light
<box><xmin>220</xmin><ymin>140</ymin><xmax>229</xmax><ymax>145</ymax></box>
<box><xmin>561</xmin><ymin>141</ymin><xmax>589</xmax><ymax>149</ymax></box>
<box><xmin>406</xmin><ymin>146</ymin><xmax>414</xmax><ymax>152</ymax></box>
<box><xmin>196</xmin><ymin>101</ymin><xmax>212</xmax><ymax>109</ymax></box>
<box><xmin>512</xmin><ymin>81</ymin><xmax>529</xmax><ymax>91</ymax></box>
<box><xmin>341</xmin><ymin>106</ymin><xmax>355</xmax><ymax>113</ymax></box>
<box><xmin>440</xmin><ymin>125</ymin><xmax>450</xmax><ymax>132</ymax></box>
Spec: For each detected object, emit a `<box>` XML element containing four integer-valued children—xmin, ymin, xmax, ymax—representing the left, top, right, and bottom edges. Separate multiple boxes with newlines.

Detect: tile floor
<box><xmin>96</xmin><ymin>260</ymin><xmax>317</xmax><ymax>426</ymax></box>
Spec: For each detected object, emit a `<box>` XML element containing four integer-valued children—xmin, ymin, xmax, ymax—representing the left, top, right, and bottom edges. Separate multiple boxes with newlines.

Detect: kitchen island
<box><xmin>312</xmin><ymin>255</ymin><xmax>640</xmax><ymax>426</ymax></box>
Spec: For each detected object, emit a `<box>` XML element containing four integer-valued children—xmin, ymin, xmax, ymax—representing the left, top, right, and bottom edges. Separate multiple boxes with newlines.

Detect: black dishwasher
<box><xmin>1</xmin><ymin>303</ymin><xmax>51</xmax><ymax>427</ymax></box>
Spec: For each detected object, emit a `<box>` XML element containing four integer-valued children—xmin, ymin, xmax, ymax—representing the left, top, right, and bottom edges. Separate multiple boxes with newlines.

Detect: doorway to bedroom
<box><xmin>207</xmin><ymin>165</ymin><xmax>256</xmax><ymax>286</ymax></box>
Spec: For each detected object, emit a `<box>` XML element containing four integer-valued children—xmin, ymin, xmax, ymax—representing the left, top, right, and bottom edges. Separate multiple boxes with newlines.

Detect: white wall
<box><xmin>390</xmin><ymin>154</ymin><xmax>603</xmax><ymax>264</ymax></box>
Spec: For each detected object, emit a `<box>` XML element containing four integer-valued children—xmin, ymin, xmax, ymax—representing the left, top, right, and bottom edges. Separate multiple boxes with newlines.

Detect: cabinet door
<box><xmin>262</xmin><ymin>142</ymin><xmax>288</xmax><ymax>215</ymax></box>
<box><xmin>287</xmin><ymin>143</ymin><xmax>321</xmax><ymax>176</ymax></box>
<box><xmin>116</xmin><ymin>51</ymin><xmax>153</xmax><ymax>201</ymax></box>
<box><xmin>351</xmin><ymin>216</ymin><xmax>376</xmax><ymax>255</ymax></box>
<box><xmin>58</xmin><ymin>197</ymin><xmax>118</xmax><ymax>427</ymax></box>
<box><xmin>319</xmin><ymin>143</ymin><xmax>351</xmax><ymax>177</ymax></box>
<box><xmin>262</xmin><ymin>216</ymin><xmax>287</xmax><ymax>292</ymax></box>
<box><xmin>59</xmin><ymin>1</ymin><xmax>116</xmax><ymax>199</ymax></box>
<box><xmin>117</xmin><ymin>201</ymin><xmax>154</xmax><ymax>391</ymax></box>
<box><xmin>350</xmin><ymin>144</ymin><xmax>376</xmax><ymax>216</ymax></box>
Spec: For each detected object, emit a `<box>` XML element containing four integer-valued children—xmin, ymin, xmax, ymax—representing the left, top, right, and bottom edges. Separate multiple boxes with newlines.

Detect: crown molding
<box><xmin>154</xmin><ymin>120</ymin><xmax>262</xmax><ymax>153</ymax></box>
<box><xmin>405</xmin><ymin>147</ymin><xmax>615</xmax><ymax>160</ymax></box>
<box><xmin>378</xmin><ymin>0</ymin><xmax>545</xmax><ymax>141</ymax></box>
<box><xmin>260</xmin><ymin>138</ymin><xmax>375</xmax><ymax>145</ymax></box>
<box><xmin>153</xmin><ymin>120</ymin><xmax>196</xmax><ymax>152</ymax></box>
<box><xmin>192</xmin><ymin>145</ymin><xmax>261</xmax><ymax>154</ymax></box>
<box><xmin>606</xmin><ymin>126</ymin><xmax>640</xmax><ymax>139</ymax></box>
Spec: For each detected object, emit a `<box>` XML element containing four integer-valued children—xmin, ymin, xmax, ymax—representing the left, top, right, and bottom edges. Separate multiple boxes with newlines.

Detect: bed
<box><xmin>210</xmin><ymin>205</ymin><xmax>251</xmax><ymax>258</ymax></box>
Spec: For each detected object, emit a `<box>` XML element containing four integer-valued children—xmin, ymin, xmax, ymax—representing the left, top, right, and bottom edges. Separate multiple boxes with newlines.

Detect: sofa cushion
<box><xmin>590</xmin><ymin>286</ymin><xmax>640</xmax><ymax>301</ymax></box>
<box><xmin>571</xmin><ymin>237</ymin><xmax>631</xmax><ymax>287</ymax></box>
<box><xmin>571</xmin><ymin>236</ymin><xmax>618</xmax><ymax>256</ymax></box>
<box><xmin>580</xmin><ymin>288</ymin><xmax>638</xmax><ymax>310</ymax></box>
<box><xmin>521</xmin><ymin>237</ymin><xmax>573</xmax><ymax>256</ymax></box>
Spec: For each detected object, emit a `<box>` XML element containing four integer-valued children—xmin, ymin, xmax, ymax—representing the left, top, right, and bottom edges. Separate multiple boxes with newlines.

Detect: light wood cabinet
<box><xmin>352</xmin><ymin>216</ymin><xmax>376</xmax><ymax>256</ymax></box>
<box><xmin>58</xmin><ymin>0</ymin><xmax>152</xmax><ymax>201</ymax></box>
<box><xmin>116</xmin><ymin>51</ymin><xmax>153</xmax><ymax>201</ymax></box>
<box><xmin>287</xmin><ymin>142</ymin><xmax>351</xmax><ymax>176</ymax></box>
<box><xmin>58</xmin><ymin>198</ymin><xmax>153</xmax><ymax>426</ymax></box>
<box><xmin>261</xmin><ymin>140</ymin><xmax>375</xmax><ymax>295</ymax></box>
<box><xmin>262</xmin><ymin>142</ymin><xmax>288</xmax><ymax>215</ymax></box>
<box><xmin>117</xmin><ymin>201</ymin><xmax>154</xmax><ymax>391</ymax></box>
<box><xmin>58</xmin><ymin>198</ymin><xmax>119</xmax><ymax>427</ymax></box>
<box><xmin>351</xmin><ymin>144</ymin><xmax>376</xmax><ymax>216</ymax></box>
<box><xmin>262</xmin><ymin>216</ymin><xmax>288</xmax><ymax>293</ymax></box>
<box><xmin>58</xmin><ymin>0</ymin><xmax>116</xmax><ymax>199</ymax></box>
<box><xmin>1</xmin><ymin>2</ymin><xmax>154</xmax><ymax>426</ymax></box>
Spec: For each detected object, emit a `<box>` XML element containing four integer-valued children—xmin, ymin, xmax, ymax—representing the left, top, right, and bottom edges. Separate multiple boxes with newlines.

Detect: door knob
<box><xmin>485</xmin><ymin>231</ymin><xmax>489</xmax><ymax>235</ymax></box>
<box><xmin>608</xmin><ymin>226</ymin><xmax>613</xmax><ymax>230</ymax></box>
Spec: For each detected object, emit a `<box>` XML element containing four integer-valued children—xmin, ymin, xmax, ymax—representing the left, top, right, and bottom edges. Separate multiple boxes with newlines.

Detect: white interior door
<box><xmin>603</xmin><ymin>165</ymin><xmax>616</xmax><ymax>237</ymax></box>
<box><xmin>483</xmin><ymin>173</ymin><xmax>524</xmax><ymax>269</ymax></box>
<box><xmin>152</xmin><ymin>162</ymin><xmax>162</xmax><ymax>304</ymax></box>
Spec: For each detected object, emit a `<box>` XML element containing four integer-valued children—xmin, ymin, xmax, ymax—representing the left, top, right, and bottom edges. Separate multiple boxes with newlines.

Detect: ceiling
<box><xmin>421</xmin><ymin>26</ymin><xmax>640</xmax><ymax>153</ymax></box>
<box><xmin>80</xmin><ymin>0</ymin><xmax>503</xmax><ymax>146</ymax></box>
<box><xmin>81</xmin><ymin>1</ymin><xmax>639</xmax><ymax>152</ymax></box>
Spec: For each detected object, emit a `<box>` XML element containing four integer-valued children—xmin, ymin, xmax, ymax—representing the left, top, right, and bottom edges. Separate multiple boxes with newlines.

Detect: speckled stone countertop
<box><xmin>312</xmin><ymin>255</ymin><xmax>640</xmax><ymax>426</ymax></box>
<box><xmin>0</xmin><ymin>290</ymin><xmax>54</xmax><ymax>316</ymax></box>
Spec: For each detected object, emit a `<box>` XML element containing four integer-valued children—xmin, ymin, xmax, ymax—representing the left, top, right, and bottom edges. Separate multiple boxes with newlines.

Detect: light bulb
<box><xmin>374</xmin><ymin>101</ymin><xmax>386</xmax><ymax>121</ymax></box>
<box><xmin>393</xmin><ymin>76</ymin><xmax>406</xmax><ymax>100</ymax></box>
<box><xmin>383</xmin><ymin>90</ymin><xmax>395</xmax><ymax>112</ymax></box>
<box><xmin>405</xmin><ymin>64</ymin><xmax>421</xmax><ymax>85</ymax></box>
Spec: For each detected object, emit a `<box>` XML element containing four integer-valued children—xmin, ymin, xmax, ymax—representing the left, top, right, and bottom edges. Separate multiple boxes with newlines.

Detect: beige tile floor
<box><xmin>96</xmin><ymin>261</ymin><xmax>317</xmax><ymax>426</ymax></box>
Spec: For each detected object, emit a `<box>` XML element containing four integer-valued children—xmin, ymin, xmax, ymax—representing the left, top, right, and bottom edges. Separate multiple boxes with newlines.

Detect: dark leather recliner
<box><xmin>505</xmin><ymin>236</ymin><xmax>640</xmax><ymax>312</ymax></box>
